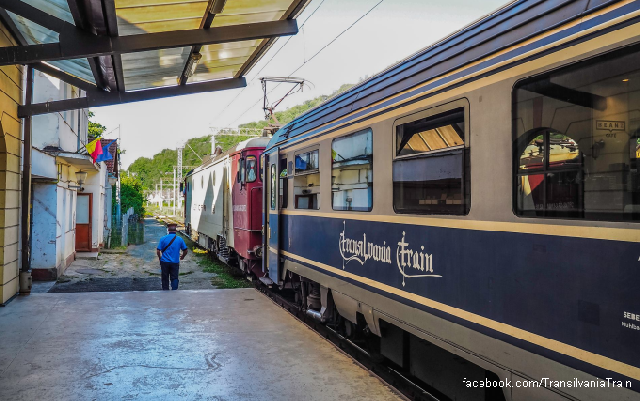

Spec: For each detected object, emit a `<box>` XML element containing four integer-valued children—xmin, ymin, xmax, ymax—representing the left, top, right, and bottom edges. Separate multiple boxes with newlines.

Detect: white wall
<box><xmin>31</xmin><ymin>183</ymin><xmax>57</xmax><ymax>270</ymax></box>
<box><xmin>56</xmin><ymin>185</ymin><xmax>76</xmax><ymax>269</ymax></box>
<box><xmin>32</xmin><ymin>71</ymin><xmax>88</xmax><ymax>153</ymax></box>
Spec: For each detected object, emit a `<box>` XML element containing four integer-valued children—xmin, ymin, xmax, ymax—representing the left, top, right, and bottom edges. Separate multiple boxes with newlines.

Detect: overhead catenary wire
<box><xmin>211</xmin><ymin>0</ymin><xmax>328</xmax><ymax>124</ymax></box>
<box><xmin>226</xmin><ymin>0</ymin><xmax>386</xmax><ymax>127</ymax></box>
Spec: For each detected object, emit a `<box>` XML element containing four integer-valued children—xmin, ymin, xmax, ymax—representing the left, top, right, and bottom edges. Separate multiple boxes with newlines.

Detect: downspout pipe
<box><xmin>20</xmin><ymin>66</ymin><xmax>33</xmax><ymax>291</ymax></box>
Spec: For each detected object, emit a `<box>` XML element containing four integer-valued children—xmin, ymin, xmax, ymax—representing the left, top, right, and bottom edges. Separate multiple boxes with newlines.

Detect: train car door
<box><xmin>265</xmin><ymin>150</ymin><xmax>280</xmax><ymax>283</ymax></box>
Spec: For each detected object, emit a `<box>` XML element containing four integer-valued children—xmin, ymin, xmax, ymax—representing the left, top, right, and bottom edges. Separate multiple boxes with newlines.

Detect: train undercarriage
<box><xmin>188</xmin><ymin>227</ymin><xmax>508</xmax><ymax>401</ymax></box>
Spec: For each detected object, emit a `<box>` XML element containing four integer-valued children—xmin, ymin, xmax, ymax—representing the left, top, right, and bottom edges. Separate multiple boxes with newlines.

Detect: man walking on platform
<box><xmin>156</xmin><ymin>223</ymin><xmax>188</xmax><ymax>290</ymax></box>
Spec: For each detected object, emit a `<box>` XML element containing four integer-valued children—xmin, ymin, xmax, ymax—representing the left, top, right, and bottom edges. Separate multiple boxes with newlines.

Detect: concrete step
<box><xmin>76</xmin><ymin>252</ymin><xmax>99</xmax><ymax>261</ymax></box>
<box><xmin>259</xmin><ymin>276</ymin><xmax>274</xmax><ymax>286</ymax></box>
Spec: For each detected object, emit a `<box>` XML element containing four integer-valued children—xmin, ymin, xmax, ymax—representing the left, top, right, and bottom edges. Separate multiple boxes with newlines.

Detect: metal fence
<box><xmin>128</xmin><ymin>213</ymin><xmax>145</xmax><ymax>245</ymax></box>
<box><xmin>106</xmin><ymin>207</ymin><xmax>144</xmax><ymax>248</ymax></box>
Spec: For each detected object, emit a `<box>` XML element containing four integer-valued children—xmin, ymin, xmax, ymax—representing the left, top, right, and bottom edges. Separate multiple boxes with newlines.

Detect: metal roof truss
<box><xmin>0</xmin><ymin>0</ymin><xmax>307</xmax><ymax>116</ymax></box>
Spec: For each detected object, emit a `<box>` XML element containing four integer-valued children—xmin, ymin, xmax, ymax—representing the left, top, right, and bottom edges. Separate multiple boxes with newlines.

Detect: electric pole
<box><xmin>177</xmin><ymin>147</ymin><xmax>183</xmax><ymax>214</ymax></box>
<box><xmin>173</xmin><ymin>167</ymin><xmax>177</xmax><ymax>216</ymax></box>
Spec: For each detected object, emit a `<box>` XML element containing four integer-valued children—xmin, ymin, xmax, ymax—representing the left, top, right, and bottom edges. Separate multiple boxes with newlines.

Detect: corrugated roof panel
<box><xmin>114</xmin><ymin>0</ymin><xmax>304</xmax><ymax>90</ymax></box>
<box><xmin>21</xmin><ymin>0</ymin><xmax>75</xmax><ymax>25</ymax></box>
<box><xmin>6</xmin><ymin>7</ymin><xmax>95</xmax><ymax>84</ymax></box>
<box><xmin>121</xmin><ymin>47</ymin><xmax>190</xmax><ymax>90</ymax></box>
<box><xmin>115</xmin><ymin>0</ymin><xmax>208</xmax><ymax>35</ymax></box>
<box><xmin>210</xmin><ymin>12</ymin><xmax>284</xmax><ymax>27</ymax></box>
<box><xmin>189</xmin><ymin>40</ymin><xmax>259</xmax><ymax>82</ymax></box>
<box><xmin>210</xmin><ymin>0</ymin><xmax>291</xmax><ymax>27</ymax></box>
<box><xmin>189</xmin><ymin>65</ymin><xmax>242</xmax><ymax>84</ymax></box>
<box><xmin>7</xmin><ymin>11</ymin><xmax>59</xmax><ymax>44</ymax></box>
<box><xmin>49</xmin><ymin>59</ymin><xmax>96</xmax><ymax>84</ymax></box>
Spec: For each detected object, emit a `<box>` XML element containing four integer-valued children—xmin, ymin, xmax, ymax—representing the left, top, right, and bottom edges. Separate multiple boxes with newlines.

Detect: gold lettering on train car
<box><xmin>396</xmin><ymin>232</ymin><xmax>441</xmax><ymax>286</ymax></box>
<box><xmin>339</xmin><ymin>221</ymin><xmax>442</xmax><ymax>287</ymax></box>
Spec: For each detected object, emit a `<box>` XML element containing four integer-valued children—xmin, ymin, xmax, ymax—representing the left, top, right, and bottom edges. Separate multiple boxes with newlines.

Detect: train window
<box><xmin>332</xmin><ymin>129</ymin><xmax>373</xmax><ymax>211</ymax></box>
<box><xmin>294</xmin><ymin>149</ymin><xmax>320</xmax><ymax>210</ymax></box>
<box><xmin>393</xmin><ymin>108</ymin><xmax>469</xmax><ymax>215</ymax></box>
<box><xmin>246</xmin><ymin>156</ymin><xmax>257</xmax><ymax>183</ymax></box>
<box><xmin>270</xmin><ymin>164</ymin><xmax>277</xmax><ymax>211</ymax></box>
<box><xmin>280</xmin><ymin>157</ymin><xmax>288</xmax><ymax>209</ymax></box>
<box><xmin>259</xmin><ymin>154</ymin><xmax>264</xmax><ymax>182</ymax></box>
<box><xmin>514</xmin><ymin>46</ymin><xmax>640</xmax><ymax>221</ymax></box>
<box><xmin>238</xmin><ymin>158</ymin><xmax>246</xmax><ymax>185</ymax></box>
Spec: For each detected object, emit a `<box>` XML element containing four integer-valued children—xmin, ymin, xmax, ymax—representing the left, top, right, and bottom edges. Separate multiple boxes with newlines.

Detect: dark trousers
<box><xmin>160</xmin><ymin>262</ymin><xmax>180</xmax><ymax>290</ymax></box>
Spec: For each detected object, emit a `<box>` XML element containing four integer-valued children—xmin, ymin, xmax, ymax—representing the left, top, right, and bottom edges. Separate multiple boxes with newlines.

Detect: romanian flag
<box><xmin>86</xmin><ymin>138</ymin><xmax>103</xmax><ymax>163</ymax></box>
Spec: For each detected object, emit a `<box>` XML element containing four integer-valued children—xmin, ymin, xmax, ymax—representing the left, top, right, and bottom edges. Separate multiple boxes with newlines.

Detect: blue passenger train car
<box><xmin>262</xmin><ymin>1</ymin><xmax>640</xmax><ymax>400</ymax></box>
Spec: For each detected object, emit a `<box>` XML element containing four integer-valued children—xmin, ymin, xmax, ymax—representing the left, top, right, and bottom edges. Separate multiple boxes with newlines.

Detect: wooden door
<box><xmin>75</xmin><ymin>193</ymin><xmax>92</xmax><ymax>252</ymax></box>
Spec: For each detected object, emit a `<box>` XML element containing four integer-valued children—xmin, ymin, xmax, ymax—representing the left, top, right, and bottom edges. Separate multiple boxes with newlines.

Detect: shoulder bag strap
<box><xmin>161</xmin><ymin>234</ymin><xmax>177</xmax><ymax>253</ymax></box>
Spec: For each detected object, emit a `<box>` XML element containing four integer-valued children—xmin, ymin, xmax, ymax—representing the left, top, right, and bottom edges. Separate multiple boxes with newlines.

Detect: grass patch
<box><xmin>198</xmin><ymin>257</ymin><xmax>253</xmax><ymax>289</ymax></box>
<box><xmin>177</xmin><ymin>232</ymin><xmax>252</xmax><ymax>289</ymax></box>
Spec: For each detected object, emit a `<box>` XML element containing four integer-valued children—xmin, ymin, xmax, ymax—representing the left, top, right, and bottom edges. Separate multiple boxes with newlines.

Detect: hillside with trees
<box><xmin>126</xmin><ymin>83</ymin><xmax>355</xmax><ymax>188</ymax></box>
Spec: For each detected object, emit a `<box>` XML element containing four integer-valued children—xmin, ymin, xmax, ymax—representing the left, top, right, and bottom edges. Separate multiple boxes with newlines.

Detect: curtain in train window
<box><xmin>246</xmin><ymin>156</ymin><xmax>257</xmax><ymax>183</ymax></box>
<box><xmin>393</xmin><ymin>108</ymin><xmax>469</xmax><ymax>215</ymax></box>
<box><xmin>270</xmin><ymin>164</ymin><xmax>277</xmax><ymax>211</ymax></box>
<box><xmin>294</xmin><ymin>149</ymin><xmax>320</xmax><ymax>210</ymax></box>
<box><xmin>279</xmin><ymin>157</ymin><xmax>288</xmax><ymax>209</ymax></box>
<box><xmin>514</xmin><ymin>46</ymin><xmax>640</xmax><ymax>221</ymax></box>
<box><xmin>332</xmin><ymin>129</ymin><xmax>373</xmax><ymax>211</ymax></box>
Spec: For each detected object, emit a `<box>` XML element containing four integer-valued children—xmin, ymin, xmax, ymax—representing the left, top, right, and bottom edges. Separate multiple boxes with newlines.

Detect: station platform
<box><xmin>0</xmin><ymin>289</ymin><xmax>401</xmax><ymax>400</ymax></box>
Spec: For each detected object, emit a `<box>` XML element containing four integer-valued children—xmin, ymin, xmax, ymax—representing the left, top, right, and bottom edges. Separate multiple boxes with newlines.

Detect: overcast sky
<box><xmin>92</xmin><ymin>0</ymin><xmax>508</xmax><ymax>169</ymax></box>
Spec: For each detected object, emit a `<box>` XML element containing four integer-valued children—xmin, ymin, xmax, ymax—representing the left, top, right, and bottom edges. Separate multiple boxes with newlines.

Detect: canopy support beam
<box><xmin>18</xmin><ymin>77</ymin><xmax>246</xmax><ymax>117</ymax></box>
<box><xmin>0</xmin><ymin>0</ymin><xmax>73</xmax><ymax>32</ymax></box>
<box><xmin>0</xmin><ymin>18</ymin><xmax>298</xmax><ymax>66</ymax></box>
<box><xmin>31</xmin><ymin>62</ymin><xmax>97</xmax><ymax>92</ymax></box>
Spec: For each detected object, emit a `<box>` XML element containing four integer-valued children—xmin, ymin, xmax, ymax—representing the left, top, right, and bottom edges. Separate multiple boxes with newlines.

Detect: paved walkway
<box><xmin>45</xmin><ymin>218</ymin><xmax>246</xmax><ymax>293</ymax></box>
<box><xmin>0</xmin><ymin>290</ymin><xmax>401</xmax><ymax>401</ymax></box>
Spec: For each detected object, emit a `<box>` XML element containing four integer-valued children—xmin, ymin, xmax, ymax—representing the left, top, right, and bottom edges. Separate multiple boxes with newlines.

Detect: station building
<box><xmin>0</xmin><ymin>19</ymin><xmax>23</xmax><ymax>304</ymax></box>
<box><xmin>0</xmin><ymin>21</ymin><xmax>119</xmax><ymax>296</ymax></box>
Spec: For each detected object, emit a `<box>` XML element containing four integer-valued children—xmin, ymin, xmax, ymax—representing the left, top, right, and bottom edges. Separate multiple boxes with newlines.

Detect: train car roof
<box><xmin>185</xmin><ymin>136</ymin><xmax>270</xmax><ymax>178</ymax></box>
<box><xmin>266</xmin><ymin>0</ymin><xmax>620</xmax><ymax>150</ymax></box>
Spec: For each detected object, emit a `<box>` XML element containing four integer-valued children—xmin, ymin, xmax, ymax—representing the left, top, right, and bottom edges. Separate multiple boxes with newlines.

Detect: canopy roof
<box><xmin>0</xmin><ymin>0</ymin><xmax>309</xmax><ymax>116</ymax></box>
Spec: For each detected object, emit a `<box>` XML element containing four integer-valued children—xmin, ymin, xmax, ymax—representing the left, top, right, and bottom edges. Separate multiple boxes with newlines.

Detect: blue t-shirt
<box><xmin>157</xmin><ymin>233</ymin><xmax>187</xmax><ymax>263</ymax></box>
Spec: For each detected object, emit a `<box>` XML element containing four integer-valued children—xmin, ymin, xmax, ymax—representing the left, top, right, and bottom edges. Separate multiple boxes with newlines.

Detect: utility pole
<box><xmin>160</xmin><ymin>178</ymin><xmax>163</xmax><ymax>209</ymax></box>
<box><xmin>116</xmin><ymin>125</ymin><xmax>122</xmax><ymax>218</ymax></box>
<box><xmin>173</xmin><ymin>167</ymin><xmax>177</xmax><ymax>216</ymax></box>
<box><xmin>177</xmin><ymin>147</ymin><xmax>183</xmax><ymax>214</ymax></box>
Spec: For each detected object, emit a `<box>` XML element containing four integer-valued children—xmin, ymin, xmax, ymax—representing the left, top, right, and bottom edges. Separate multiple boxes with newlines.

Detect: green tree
<box><xmin>120</xmin><ymin>175</ymin><xmax>145</xmax><ymax>216</ymax></box>
<box><xmin>239</xmin><ymin>83</ymin><xmax>354</xmax><ymax>129</ymax></box>
<box><xmin>127</xmin><ymin>83</ymin><xmax>356</xmax><ymax>188</ymax></box>
<box><xmin>88</xmin><ymin>110</ymin><xmax>107</xmax><ymax>140</ymax></box>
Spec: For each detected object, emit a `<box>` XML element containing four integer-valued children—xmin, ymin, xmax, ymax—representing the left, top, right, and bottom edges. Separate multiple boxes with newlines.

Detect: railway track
<box><xmin>253</xmin><ymin>281</ymin><xmax>445</xmax><ymax>401</ymax></box>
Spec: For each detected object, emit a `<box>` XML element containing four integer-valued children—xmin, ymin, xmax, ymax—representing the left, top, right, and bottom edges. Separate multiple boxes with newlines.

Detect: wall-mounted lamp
<box><xmin>76</xmin><ymin>170</ymin><xmax>88</xmax><ymax>186</ymax></box>
<box><xmin>69</xmin><ymin>170</ymin><xmax>87</xmax><ymax>191</ymax></box>
<box><xmin>108</xmin><ymin>175</ymin><xmax>117</xmax><ymax>186</ymax></box>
